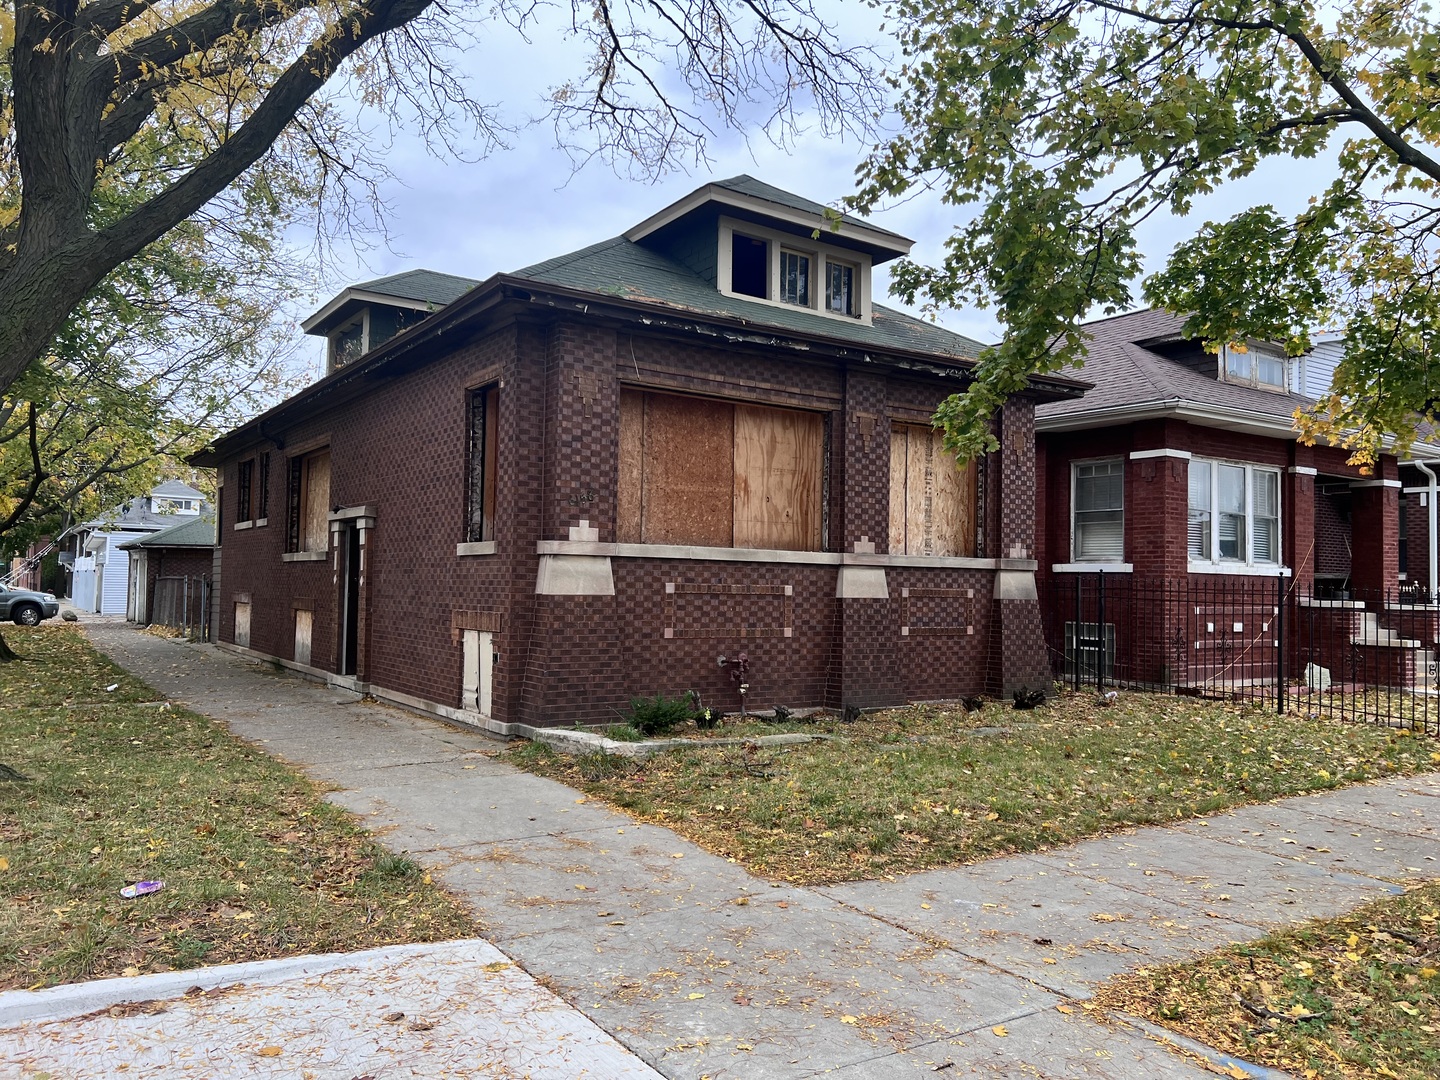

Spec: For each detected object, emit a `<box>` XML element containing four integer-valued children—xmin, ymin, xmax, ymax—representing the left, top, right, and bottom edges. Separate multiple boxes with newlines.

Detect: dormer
<box><xmin>1142</xmin><ymin>332</ymin><xmax>1302</xmax><ymax>395</ymax></box>
<box><xmin>623</xmin><ymin>175</ymin><xmax>913</xmax><ymax>327</ymax></box>
<box><xmin>302</xmin><ymin>269</ymin><xmax>479</xmax><ymax>373</ymax></box>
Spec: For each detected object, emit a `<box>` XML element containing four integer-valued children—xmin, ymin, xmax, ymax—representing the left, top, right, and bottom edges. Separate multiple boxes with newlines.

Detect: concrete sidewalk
<box><xmin>36</xmin><ymin>625</ymin><xmax>1440</xmax><ymax>1077</ymax></box>
<box><xmin>2</xmin><ymin>941</ymin><xmax>662</xmax><ymax>1079</ymax></box>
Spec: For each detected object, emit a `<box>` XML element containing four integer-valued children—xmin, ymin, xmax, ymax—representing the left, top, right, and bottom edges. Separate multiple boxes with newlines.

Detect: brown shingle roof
<box><xmin>1036</xmin><ymin>309</ymin><xmax>1315</xmax><ymax>427</ymax></box>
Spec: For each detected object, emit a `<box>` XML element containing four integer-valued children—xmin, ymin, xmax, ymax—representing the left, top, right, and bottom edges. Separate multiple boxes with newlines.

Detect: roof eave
<box><xmin>1036</xmin><ymin>399</ymin><xmax>1304</xmax><ymax>440</ymax></box>
<box><xmin>624</xmin><ymin>184</ymin><xmax>913</xmax><ymax>260</ymax></box>
<box><xmin>195</xmin><ymin>273</ymin><xmax>1082</xmax><ymax>466</ymax></box>
<box><xmin>301</xmin><ymin>289</ymin><xmax>444</xmax><ymax>334</ymax></box>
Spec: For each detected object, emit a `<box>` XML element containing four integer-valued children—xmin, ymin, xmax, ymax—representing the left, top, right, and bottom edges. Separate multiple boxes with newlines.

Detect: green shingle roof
<box><xmin>711</xmin><ymin>175</ymin><xmax>908</xmax><ymax>241</ymax></box>
<box><xmin>119</xmin><ymin>515</ymin><xmax>215</xmax><ymax>549</ymax></box>
<box><xmin>516</xmin><ymin>237</ymin><xmax>986</xmax><ymax>360</ymax></box>
<box><xmin>351</xmin><ymin>269</ymin><xmax>479</xmax><ymax>306</ymax></box>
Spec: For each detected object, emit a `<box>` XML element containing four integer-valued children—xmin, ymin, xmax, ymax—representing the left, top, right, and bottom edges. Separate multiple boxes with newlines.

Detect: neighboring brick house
<box><xmin>193</xmin><ymin>175</ymin><xmax>1084</xmax><ymax>733</ymax></box>
<box><xmin>119</xmin><ymin>515</ymin><xmax>215</xmax><ymax>626</ymax></box>
<box><xmin>1035</xmin><ymin>308</ymin><xmax>1434</xmax><ymax>687</ymax></box>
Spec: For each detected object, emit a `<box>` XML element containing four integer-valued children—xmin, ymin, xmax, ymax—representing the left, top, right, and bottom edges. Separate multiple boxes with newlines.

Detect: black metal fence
<box><xmin>1039</xmin><ymin>573</ymin><xmax>1440</xmax><ymax>735</ymax></box>
<box><xmin>152</xmin><ymin>576</ymin><xmax>212</xmax><ymax>642</ymax></box>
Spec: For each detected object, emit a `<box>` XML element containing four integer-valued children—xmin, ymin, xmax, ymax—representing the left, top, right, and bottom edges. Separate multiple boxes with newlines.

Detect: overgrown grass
<box><xmin>506</xmin><ymin>693</ymin><xmax>1440</xmax><ymax>885</ymax></box>
<box><xmin>1094</xmin><ymin>882</ymin><xmax>1440</xmax><ymax>1079</ymax></box>
<box><xmin>0</xmin><ymin>626</ymin><xmax>478</xmax><ymax>989</ymax></box>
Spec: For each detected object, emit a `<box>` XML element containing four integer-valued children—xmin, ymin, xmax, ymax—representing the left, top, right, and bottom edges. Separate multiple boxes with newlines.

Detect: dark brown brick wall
<box><xmin>214</xmin><ymin>305</ymin><xmax>1048</xmax><ymax>726</ymax></box>
<box><xmin>139</xmin><ymin>546</ymin><xmax>213</xmax><ymax>625</ymax></box>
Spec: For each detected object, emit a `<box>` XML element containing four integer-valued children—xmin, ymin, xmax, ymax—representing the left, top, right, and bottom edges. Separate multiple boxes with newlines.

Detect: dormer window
<box><xmin>332</xmin><ymin>315</ymin><xmax>366</xmax><ymax>368</ymax></box>
<box><xmin>779</xmin><ymin>250</ymin><xmax>811</xmax><ymax>306</ymax></box>
<box><xmin>1222</xmin><ymin>343</ymin><xmax>1288</xmax><ymax>391</ymax></box>
<box><xmin>718</xmin><ymin>218</ymin><xmax>872</xmax><ymax>324</ymax></box>
<box><xmin>731</xmin><ymin>234</ymin><xmax>768</xmax><ymax>298</ymax></box>
<box><xmin>826</xmin><ymin>261</ymin><xmax>856</xmax><ymax>317</ymax></box>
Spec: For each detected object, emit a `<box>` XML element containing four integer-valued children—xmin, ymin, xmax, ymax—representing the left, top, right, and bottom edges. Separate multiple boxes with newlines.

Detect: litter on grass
<box><xmin>120</xmin><ymin>880</ymin><xmax>165</xmax><ymax>899</ymax></box>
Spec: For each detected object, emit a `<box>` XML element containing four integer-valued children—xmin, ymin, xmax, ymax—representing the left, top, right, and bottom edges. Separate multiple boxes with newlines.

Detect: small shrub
<box><xmin>625</xmin><ymin>693</ymin><xmax>695</xmax><ymax>737</ymax></box>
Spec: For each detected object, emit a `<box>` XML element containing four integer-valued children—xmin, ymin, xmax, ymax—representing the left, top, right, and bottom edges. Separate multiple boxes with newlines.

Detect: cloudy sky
<box><xmin>293</xmin><ymin>3</ymin><xmax>1325</xmax><ymax>375</ymax></box>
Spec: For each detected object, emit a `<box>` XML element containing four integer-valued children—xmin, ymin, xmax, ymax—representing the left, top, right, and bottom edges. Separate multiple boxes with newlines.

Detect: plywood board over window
<box><xmin>889</xmin><ymin>424</ymin><xmax>976</xmax><ymax>557</ymax></box>
<box><xmin>733</xmin><ymin>404</ymin><xmax>823</xmax><ymax>550</ymax></box>
<box><xmin>619</xmin><ymin>389</ymin><xmax>824</xmax><ymax>551</ymax></box>
<box><xmin>303</xmin><ymin>451</ymin><xmax>331</xmax><ymax>552</ymax></box>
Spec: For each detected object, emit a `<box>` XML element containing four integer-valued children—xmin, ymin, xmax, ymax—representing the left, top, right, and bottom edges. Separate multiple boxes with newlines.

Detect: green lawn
<box><xmin>1095</xmin><ymin>881</ymin><xmax>1440</xmax><ymax>1080</ymax></box>
<box><xmin>507</xmin><ymin>694</ymin><xmax>1440</xmax><ymax>885</ymax></box>
<box><xmin>0</xmin><ymin>625</ymin><xmax>478</xmax><ymax>989</ymax></box>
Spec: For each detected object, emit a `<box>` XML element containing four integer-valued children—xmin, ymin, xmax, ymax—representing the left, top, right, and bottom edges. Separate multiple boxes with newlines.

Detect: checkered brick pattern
<box><xmin>214</xmin><ymin>302</ymin><xmax>1055</xmax><ymax>727</ymax></box>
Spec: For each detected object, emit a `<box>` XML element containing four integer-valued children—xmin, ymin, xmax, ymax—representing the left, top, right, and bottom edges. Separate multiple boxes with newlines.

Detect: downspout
<box><xmin>1414</xmin><ymin>460</ymin><xmax>1439</xmax><ymax>601</ymax></box>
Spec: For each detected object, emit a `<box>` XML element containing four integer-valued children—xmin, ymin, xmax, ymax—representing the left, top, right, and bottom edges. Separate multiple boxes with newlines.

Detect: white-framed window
<box><xmin>1221</xmin><ymin>344</ymin><xmax>1288</xmax><ymax>391</ymax></box>
<box><xmin>778</xmin><ymin>249</ymin><xmax>811</xmax><ymax>307</ymax></box>
<box><xmin>1188</xmin><ymin>459</ymin><xmax>1280</xmax><ymax>566</ymax></box>
<box><xmin>329</xmin><ymin>310</ymin><xmax>369</xmax><ymax>369</ymax></box>
<box><xmin>1072</xmin><ymin>460</ymin><xmax>1124</xmax><ymax>561</ymax></box>
<box><xmin>826</xmin><ymin>260</ymin><xmax>857</xmax><ymax>316</ymax></box>
<box><xmin>718</xmin><ymin>218</ymin><xmax>872</xmax><ymax>323</ymax></box>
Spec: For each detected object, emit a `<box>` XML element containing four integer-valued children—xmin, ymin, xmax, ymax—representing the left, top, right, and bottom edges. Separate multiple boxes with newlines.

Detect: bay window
<box><xmin>1188</xmin><ymin>459</ymin><xmax>1280</xmax><ymax>566</ymax></box>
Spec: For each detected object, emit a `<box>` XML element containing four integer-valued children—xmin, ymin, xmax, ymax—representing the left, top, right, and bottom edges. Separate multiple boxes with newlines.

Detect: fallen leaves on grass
<box><xmin>0</xmin><ymin>635</ymin><xmax>477</xmax><ymax>990</ymax></box>
<box><xmin>505</xmin><ymin>694</ymin><xmax>1437</xmax><ymax>886</ymax></box>
<box><xmin>1093</xmin><ymin>881</ymin><xmax>1440</xmax><ymax>1079</ymax></box>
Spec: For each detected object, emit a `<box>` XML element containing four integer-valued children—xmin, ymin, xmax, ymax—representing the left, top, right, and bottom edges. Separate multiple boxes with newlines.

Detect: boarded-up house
<box><xmin>194</xmin><ymin>177</ymin><xmax>1082</xmax><ymax>732</ymax></box>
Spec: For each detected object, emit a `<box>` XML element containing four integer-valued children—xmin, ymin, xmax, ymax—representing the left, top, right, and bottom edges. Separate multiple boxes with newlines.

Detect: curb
<box><xmin>0</xmin><ymin>939</ymin><xmax>501</xmax><ymax>1028</ymax></box>
<box><xmin>1119</xmin><ymin>1012</ymin><xmax>1294</xmax><ymax>1079</ymax></box>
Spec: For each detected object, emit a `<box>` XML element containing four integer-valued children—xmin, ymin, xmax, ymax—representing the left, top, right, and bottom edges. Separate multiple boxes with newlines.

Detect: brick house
<box><xmin>193</xmin><ymin>176</ymin><xmax>1083</xmax><ymax>733</ymax></box>
<box><xmin>119</xmin><ymin>514</ymin><xmax>215</xmax><ymax>627</ymax></box>
<box><xmin>1035</xmin><ymin>308</ymin><xmax>1432</xmax><ymax>688</ymax></box>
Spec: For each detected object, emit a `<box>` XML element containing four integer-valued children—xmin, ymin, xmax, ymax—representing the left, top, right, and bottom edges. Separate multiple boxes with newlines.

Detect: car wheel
<box><xmin>13</xmin><ymin>603</ymin><xmax>42</xmax><ymax>626</ymax></box>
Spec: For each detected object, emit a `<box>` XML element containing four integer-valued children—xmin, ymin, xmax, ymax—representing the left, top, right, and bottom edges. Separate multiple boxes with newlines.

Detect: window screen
<box><xmin>1188</xmin><ymin>460</ymin><xmax>1211</xmax><ymax>559</ymax></box>
<box><xmin>1073</xmin><ymin>461</ymin><xmax>1124</xmax><ymax>561</ymax></box>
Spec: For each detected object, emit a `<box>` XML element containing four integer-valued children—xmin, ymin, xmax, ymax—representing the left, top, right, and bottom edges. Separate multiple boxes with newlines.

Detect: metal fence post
<box><xmin>1097</xmin><ymin>570</ymin><xmax>1106</xmax><ymax>694</ymax></box>
<box><xmin>1276</xmin><ymin>571</ymin><xmax>1287</xmax><ymax>715</ymax></box>
<box><xmin>1073</xmin><ymin>575</ymin><xmax>1081</xmax><ymax>692</ymax></box>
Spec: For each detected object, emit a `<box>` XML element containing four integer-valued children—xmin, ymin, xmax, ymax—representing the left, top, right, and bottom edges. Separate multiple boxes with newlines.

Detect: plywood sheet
<box><xmin>892</xmin><ymin>424</ymin><xmax>976</xmax><ymax>557</ymax></box>
<box><xmin>934</xmin><ymin>432</ymin><xmax>977</xmax><ymax>557</ymax></box>
<box><xmin>234</xmin><ymin>602</ymin><xmax>251</xmax><ymax>649</ymax></box>
<box><xmin>889</xmin><ymin>425</ymin><xmax>909</xmax><ymax>555</ymax></box>
<box><xmin>617</xmin><ymin>389</ymin><xmax>645</xmax><ymax>544</ymax></box>
<box><xmin>733</xmin><ymin>404</ymin><xmax>823</xmax><ymax>551</ymax></box>
<box><xmin>303</xmin><ymin>451</ymin><xmax>331</xmax><ymax>553</ymax></box>
<box><xmin>294</xmin><ymin>609</ymin><xmax>313</xmax><ymax>667</ymax></box>
<box><xmin>641</xmin><ymin>393</ymin><xmax>733</xmax><ymax>546</ymax></box>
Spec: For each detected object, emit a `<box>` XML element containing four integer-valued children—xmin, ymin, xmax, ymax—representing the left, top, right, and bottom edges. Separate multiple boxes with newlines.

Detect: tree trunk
<box><xmin>0</xmin><ymin>629</ymin><xmax>21</xmax><ymax>662</ymax></box>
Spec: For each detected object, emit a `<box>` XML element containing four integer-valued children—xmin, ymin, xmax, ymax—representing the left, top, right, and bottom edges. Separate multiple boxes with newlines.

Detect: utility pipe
<box><xmin>1414</xmin><ymin>459</ymin><xmax>1440</xmax><ymax>601</ymax></box>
